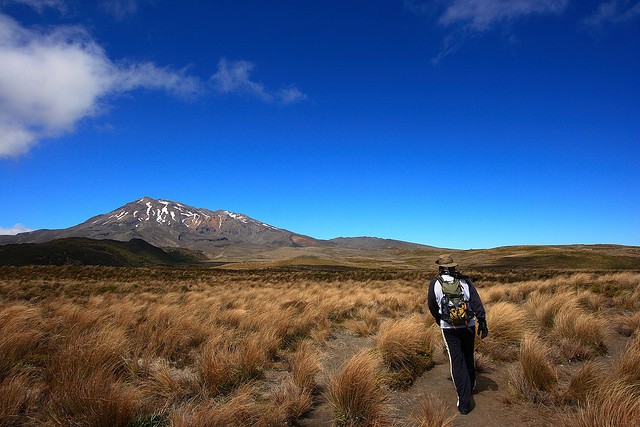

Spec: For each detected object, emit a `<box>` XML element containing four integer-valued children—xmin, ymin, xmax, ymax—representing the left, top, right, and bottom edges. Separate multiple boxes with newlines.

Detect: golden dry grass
<box><xmin>287</xmin><ymin>340</ymin><xmax>321</xmax><ymax>392</ymax></box>
<box><xmin>326</xmin><ymin>351</ymin><xmax>390</xmax><ymax>427</ymax></box>
<box><xmin>409</xmin><ymin>393</ymin><xmax>457</xmax><ymax>427</ymax></box>
<box><xmin>560</xmin><ymin>336</ymin><xmax>640</xmax><ymax>426</ymax></box>
<box><xmin>476</xmin><ymin>301</ymin><xmax>534</xmax><ymax>361</ymax></box>
<box><xmin>565</xmin><ymin>360</ymin><xmax>605</xmax><ymax>405</ymax></box>
<box><xmin>0</xmin><ymin>266</ymin><xmax>637</xmax><ymax>425</ymax></box>
<box><xmin>519</xmin><ymin>333</ymin><xmax>558</xmax><ymax>392</ymax></box>
<box><xmin>375</xmin><ymin>315</ymin><xmax>437</xmax><ymax>389</ymax></box>
<box><xmin>561</xmin><ymin>382</ymin><xmax>640</xmax><ymax>427</ymax></box>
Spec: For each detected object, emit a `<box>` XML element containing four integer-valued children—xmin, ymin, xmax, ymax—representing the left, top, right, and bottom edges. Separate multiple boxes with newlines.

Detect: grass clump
<box><xmin>552</xmin><ymin>305</ymin><xmax>606</xmax><ymax>361</ymax></box>
<box><xmin>344</xmin><ymin>307</ymin><xmax>380</xmax><ymax>336</ymax></box>
<box><xmin>262</xmin><ymin>378</ymin><xmax>314</xmax><ymax>425</ymax></box>
<box><xmin>507</xmin><ymin>333</ymin><xmax>559</xmax><ymax>405</ymax></box>
<box><xmin>375</xmin><ymin>316</ymin><xmax>436</xmax><ymax>389</ymax></box>
<box><xmin>408</xmin><ymin>393</ymin><xmax>456</xmax><ymax>427</ymax></box>
<box><xmin>170</xmin><ymin>385</ymin><xmax>260</xmax><ymax>427</ymax></box>
<box><xmin>477</xmin><ymin>301</ymin><xmax>532</xmax><ymax>361</ymax></box>
<box><xmin>326</xmin><ymin>351</ymin><xmax>390</xmax><ymax>427</ymax></box>
<box><xmin>198</xmin><ymin>334</ymin><xmax>270</xmax><ymax>397</ymax></box>
<box><xmin>519</xmin><ymin>333</ymin><xmax>557</xmax><ymax>392</ymax></box>
<box><xmin>287</xmin><ymin>340</ymin><xmax>321</xmax><ymax>392</ymax></box>
<box><xmin>561</xmin><ymin>383</ymin><xmax>640</xmax><ymax>427</ymax></box>
<box><xmin>565</xmin><ymin>361</ymin><xmax>605</xmax><ymax>405</ymax></box>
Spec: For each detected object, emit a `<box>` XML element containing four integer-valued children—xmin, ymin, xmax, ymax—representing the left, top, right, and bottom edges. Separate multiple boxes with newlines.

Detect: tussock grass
<box><xmin>287</xmin><ymin>340</ymin><xmax>321</xmax><ymax>392</ymax></box>
<box><xmin>263</xmin><ymin>377</ymin><xmax>314</xmax><ymax>425</ymax></box>
<box><xmin>140</xmin><ymin>359</ymin><xmax>201</xmax><ymax>410</ymax></box>
<box><xmin>562</xmin><ymin>334</ymin><xmax>640</xmax><ymax>425</ymax></box>
<box><xmin>474</xmin><ymin>352</ymin><xmax>495</xmax><ymax>373</ymax></box>
<box><xmin>565</xmin><ymin>361</ymin><xmax>605</xmax><ymax>405</ymax></box>
<box><xmin>613</xmin><ymin>334</ymin><xmax>640</xmax><ymax>388</ymax></box>
<box><xmin>44</xmin><ymin>365</ymin><xmax>142</xmax><ymax>426</ymax></box>
<box><xmin>409</xmin><ymin>393</ymin><xmax>456</xmax><ymax>427</ymax></box>
<box><xmin>522</xmin><ymin>291</ymin><xmax>566</xmax><ymax>330</ymax></box>
<box><xmin>483</xmin><ymin>286</ymin><xmax>507</xmax><ymax>304</ymax></box>
<box><xmin>507</xmin><ymin>367</ymin><xmax>557</xmax><ymax>405</ymax></box>
<box><xmin>170</xmin><ymin>385</ymin><xmax>260</xmax><ymax>427</ymax></box>
<box><xmin>375</xmin><ymin>316</ymin><xmax>436</xmax><ymax>389</ymax></box>
<box><xmin>614</xmin><ymin>310</ymin><xmax>640</xmax><ymax>337</ymax></box>
<box><xmin>485</xmin><ymin>302</ymin><xmax>531</xmax><ymax>342</ymax></box>
<box><xmin>519</xmin><ymin>333</ymin><xmax>557</xmax><ymax>392</ymax></box>
<box><xmin>0</xmin><ymin>266</ymin><xmax>637</xmax><ymax>424</ymax></box>
<box><xmin>552</xmin><ymin>305</ymin><xmax>606</xmax><ymax>360</ymax></box>
<box><xmin>345</xmin><ymin>307</ymin><xmax>380</xmax><ymax>336</ymax></box>
<box><xmin>198</xmin><ymin>334</ymin><xmax>269</xmax><ymax>396</ymax></box>
<box><xmin>0</xmin><ymin>304</ymin><xmax>46</xmax><ymax>380</ymax></box>
<box><xmin>561</xmin><ymin>382</ymin><xmax>640</xmax><ymax>427</ymax></box>
<box><xmin>576</xmin><ymin>290</ymin><xmax>607</xmax><ymax>312</ymax></box>
<box><xmin>477</xmin><ymin>301</ymin><xmax>532</xmax><ymax>360</ymax></box>
<box><xmin>326</xmin><ymin>351</ymin><xmax>390</xmax><ymax>427</ymax></box>
<box><xmin>0</xmin><ymin>373</ymin><xmax>42</xmax><ymax>426</ymax></box>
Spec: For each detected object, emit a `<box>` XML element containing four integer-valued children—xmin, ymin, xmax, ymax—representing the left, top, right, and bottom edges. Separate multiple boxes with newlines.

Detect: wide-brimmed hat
<box><xmin>435</xmin><ymin>254</ymin><xmax>458</xmax><ymax>268</ymax></box>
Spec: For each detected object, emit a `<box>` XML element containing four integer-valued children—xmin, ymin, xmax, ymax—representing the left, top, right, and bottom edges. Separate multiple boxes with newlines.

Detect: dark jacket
<box><xmin>428</xmin><ymin>274</ymin><xmax>486</xmax><ymax>328</ymax></box>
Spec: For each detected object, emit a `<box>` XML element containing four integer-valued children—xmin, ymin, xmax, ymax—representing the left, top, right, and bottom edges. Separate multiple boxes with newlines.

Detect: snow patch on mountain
<box><xmin>95</xmin><ymin>197</ymin><xmax>281</xmax><ymax>232</ymax></box>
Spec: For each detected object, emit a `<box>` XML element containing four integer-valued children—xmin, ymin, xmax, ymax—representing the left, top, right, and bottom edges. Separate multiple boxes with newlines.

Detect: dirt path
<box><xmin>298</xmin><ymin>323</ymin><xmax>635</xmax><ymax>426</ymax></box>
<box><xmin>389</xmin><ymin>349</ymin><xmax>515</xmax><ymax>426</ymax></box>
<box><xmin>300</xmin><ymin>329</ymin><xmax>520</xmax><ymax>427</ymax></box>
<box><xmin>300</xmin><ymin>332</ymin><xmax>561</xmax><ymax>427</ymax></box>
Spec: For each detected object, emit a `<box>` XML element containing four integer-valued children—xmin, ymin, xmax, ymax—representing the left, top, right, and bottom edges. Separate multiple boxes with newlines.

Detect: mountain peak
<box><xmin>92</xmin><ymin>197</ymin><xmax>280</xmax><ymax>233</ymax></box>
<box><xmin>0</xmin><ymin>196</ymin><xmax>319</xmax><ymax>253</ymax></box>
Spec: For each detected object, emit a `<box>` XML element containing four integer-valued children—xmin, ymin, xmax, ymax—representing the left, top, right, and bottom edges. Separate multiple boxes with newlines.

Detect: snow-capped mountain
<box><xmin>95</xmin><ymin>197</ymin><xmax>279</xmax><ymax>231</ymax></box>
<box><xmin>0</xmin><ymin>197</ymin><xmax>319</xmax><ymax>251</ymax></box>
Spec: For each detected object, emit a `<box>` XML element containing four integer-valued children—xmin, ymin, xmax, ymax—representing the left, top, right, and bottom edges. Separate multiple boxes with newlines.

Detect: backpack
<box><xmin>439</xmin><ymin>276</ymin><xmax>472</xmax><ymax>326</ymax></box>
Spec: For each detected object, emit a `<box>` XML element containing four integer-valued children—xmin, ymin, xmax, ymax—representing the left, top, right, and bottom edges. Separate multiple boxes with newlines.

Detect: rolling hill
<box><xmin>0</xmin><ymin>237</ymin><xmax>206</xmax><ymax>267</ymax></box>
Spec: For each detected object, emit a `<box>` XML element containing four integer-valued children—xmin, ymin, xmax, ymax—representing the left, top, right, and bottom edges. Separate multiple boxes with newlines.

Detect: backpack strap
<box><xmin>438</xmin><ymin>276</ymin><xmax>461</xmax><ymax>294</ymax></box>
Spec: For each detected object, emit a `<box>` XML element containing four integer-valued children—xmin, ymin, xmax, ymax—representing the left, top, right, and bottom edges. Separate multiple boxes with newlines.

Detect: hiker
<box><xmin>427</xmin><ymin>254</ymin><xmax>488</xmax><ymax>415</ymax></box>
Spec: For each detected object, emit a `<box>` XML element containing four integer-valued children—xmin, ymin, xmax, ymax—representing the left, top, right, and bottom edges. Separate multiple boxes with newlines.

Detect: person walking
<box><xmin>427</xmin><ymin>254</ymin><xmax>488</xmax><ymax>415</ymax></box>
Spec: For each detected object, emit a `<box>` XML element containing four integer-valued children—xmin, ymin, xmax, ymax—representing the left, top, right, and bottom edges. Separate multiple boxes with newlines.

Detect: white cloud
<box><xmin>408</xmin><ymin>0</ymin><xmax>569</xmax><ymax>62</ymax></box>
<box><xmin>0</xmin><ymin>223</ymin><xmax>34</xmax><ymax>235</ymax></box>
<box><xmin>100</xmin><ymin>0</ymin><xmax>154</xmax><ymax>20</ymax></box>
<box><xmin>437</xmin><ymin>0</ymin><xmax>569</xmax><ymax>31</ymax></box>
<box><xmin>0</xmin><ymin>14</ymin><xmax>306</xmax><ymax>158</ymax></box>
<box><xmin>0</xmin><ymin>13</ymin><xmax>202</xmax><ymax>158</ymax></box>
<box><xmin>584</xmin><ymin>0</ymin><xmax>640</xmax><ymax>27</ymax></box>
<box><xmin>211</xmin><ymin>58</ymin><xmax>307</xmax><ymax>105</ymax></box>
<box><xmin>2</xmin><ymin>0</ymin><xmax>66</xmax><ymax>13</ymax></box>
<box><xmin>4</xmin><ymin>0</ymin><xmax>152</xmax><ymax>18</ymax></box>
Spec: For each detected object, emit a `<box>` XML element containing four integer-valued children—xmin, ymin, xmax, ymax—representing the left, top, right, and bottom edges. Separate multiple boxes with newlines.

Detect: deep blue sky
<box><xmin>1</xmin><ymin>0</ymin><xmax>639</xmax><ymax>248</ymax></box>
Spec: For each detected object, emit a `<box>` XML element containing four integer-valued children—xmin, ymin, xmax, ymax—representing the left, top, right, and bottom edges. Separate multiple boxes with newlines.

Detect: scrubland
<box><xmin>0</xmin><ymin>266</ymin><xmax>639</xmax><ymax>426</ymax></box>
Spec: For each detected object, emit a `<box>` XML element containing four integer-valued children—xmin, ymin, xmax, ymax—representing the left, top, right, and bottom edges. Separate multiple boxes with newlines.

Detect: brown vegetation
<box><xmin>375</xmin><ymin>315</ymin><xmax>437</xmax><ymax>389</ymax></box>
<box><xmin>0</xmin><ymin>266</ymin><xmax>638</xmax><ymax>425</ymax></box>
<box><xmin>326</xmin><ymin>351</ymin><xmax>389</xmax><ymax>427</ymax></box>
<box><xmin>518</xmin><ymin>333</ymin><xmax>558</xmax><ymax>392</ymax></box>
<box><xmin>408</xmin><ymin>393</ymin><xmax>456</xmax><ymax>427</ymax></box>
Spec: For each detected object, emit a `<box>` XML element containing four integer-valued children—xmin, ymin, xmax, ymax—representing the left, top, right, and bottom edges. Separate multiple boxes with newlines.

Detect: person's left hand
<box><xmin>477</xmin><ymin>318</ymin><xmax>488</xmax><ymax>339</ymax></box>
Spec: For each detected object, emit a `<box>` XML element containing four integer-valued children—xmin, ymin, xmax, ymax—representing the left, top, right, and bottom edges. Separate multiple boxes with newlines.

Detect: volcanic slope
<box><xmin>0</xmin><ymin>197</ymin><xmax>319</xmax><ymax>254</ymax></box>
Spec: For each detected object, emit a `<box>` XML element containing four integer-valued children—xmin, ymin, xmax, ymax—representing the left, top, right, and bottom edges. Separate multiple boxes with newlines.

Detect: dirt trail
<box><xmin>300</xmin><ymin>331</ymin><xmax>559</xmax><ymax>427</ymax></box>
<box><xmin>389</xmin><ymin>350</ymin><xmax>516</xmax><ymax>426</ymax></box>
